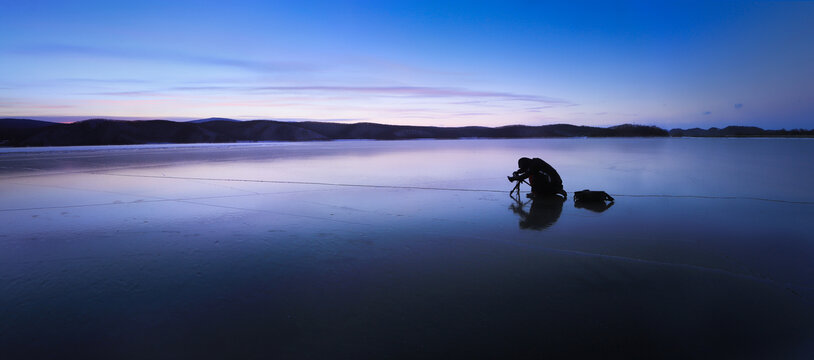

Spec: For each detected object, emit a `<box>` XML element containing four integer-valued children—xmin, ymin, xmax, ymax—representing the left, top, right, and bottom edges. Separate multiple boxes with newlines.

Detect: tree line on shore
<box><xmin>1</xmin><ymin>118</ymin><xmax>811</xmax><ymax>147</ymax></box>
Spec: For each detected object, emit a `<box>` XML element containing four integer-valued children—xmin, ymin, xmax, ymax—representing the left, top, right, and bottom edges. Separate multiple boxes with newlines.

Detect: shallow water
<box><xmin>1</xmin><ymin>138</ymin><xmax>813</xmax><ymax>358</ymax></box>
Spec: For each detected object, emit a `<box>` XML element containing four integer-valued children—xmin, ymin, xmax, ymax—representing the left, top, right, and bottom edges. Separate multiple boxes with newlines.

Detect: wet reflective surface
<box><xmin>1</xmin><ymin>139</ymin><xmax>813</xmax><ymax>358</ymax></box>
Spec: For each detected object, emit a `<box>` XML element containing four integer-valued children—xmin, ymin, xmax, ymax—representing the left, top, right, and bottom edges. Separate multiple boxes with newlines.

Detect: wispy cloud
<box><xmin>593</xmin><ymin>111</ymin><xmax>638</xmax><ymax>117</ymax></box>
<box><xmin>89</xmin><ymin>90</ymin><xmax>161</xmax><ymax>96</ymax></box>
<box><xmin>13</xmin><ymin>44</ymin><xmax>317</xmax><ymax>73</ymax></box>
<box><xmin>0</xmin><ymin>98</ymin><xmax>74</xmax><ymax>109</ymax></box>
<box><xmin>248</xmin><ymin>86</ymin><xmax>571</xmax><ymax>104</ymax></box>
<box><xmin>59</xmin><ymin>78</ymin><xmax>151</xmax><ymax>84</ymax></box>
<box><xmin>526</xmin><ymin>105</ymin><xmax>569</xmax><ymax>112</ymax></box>
<box><xmin>454</xmin><ymin>112</ymin><xmax>492</xmax><ymax>117</ymax></box>
<box><xmin>338</xmin><ymin>55</ymin><xmax>470</xmax><ymax>77</ymax></box>
<box><xmin>123</xmin><ymin>85</ymin><xmax>573</xmax><ymax>106</ymax></box>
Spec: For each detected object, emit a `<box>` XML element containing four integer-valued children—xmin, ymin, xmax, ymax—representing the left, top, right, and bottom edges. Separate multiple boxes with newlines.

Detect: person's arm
<box><xmin>512</xmin><ymin>169</ymin><xmax>531</xmax><ymax>181</ymax></box>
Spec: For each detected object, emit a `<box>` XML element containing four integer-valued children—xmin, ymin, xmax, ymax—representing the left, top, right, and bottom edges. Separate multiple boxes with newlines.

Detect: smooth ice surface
<box><xmin>1</xmin><ymin>138</ymin><xmax>813</xmax><ymax>358</ymax></box>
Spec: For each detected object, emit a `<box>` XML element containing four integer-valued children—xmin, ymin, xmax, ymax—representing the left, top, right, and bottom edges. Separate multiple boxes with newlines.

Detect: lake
<box><xmin>1</xmin><ymin>138</ymin><xmax>813</xmax><ymax>358</ymax></box>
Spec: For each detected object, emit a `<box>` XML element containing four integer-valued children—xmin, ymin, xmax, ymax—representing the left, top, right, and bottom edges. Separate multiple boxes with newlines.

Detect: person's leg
<box><xmin>534</xmin><ymin>181</ymin><xmax>566</xmax><ymax>198</ymax></box>
<box><xmin>529</xmin><ymin>178</ymin><xmax>551</xmax><ymax>198</ymax></box>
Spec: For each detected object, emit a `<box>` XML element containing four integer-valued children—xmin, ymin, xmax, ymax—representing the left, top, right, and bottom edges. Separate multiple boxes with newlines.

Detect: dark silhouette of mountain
<box><xmin>669</xmin><ymin>126</ymin><xmax>814</xmax><ymax>137</ymax></box>
<box><xmin>187</xmin><ymin>117</ymin><xmax>241</xmax><ymax>123</ymax></box>
<box><xmin>0</xmin><ymin>118</ymin><xmax>809</xmax><ymax>147</ymax></box>
<box><xmin>0</xmin><ymin>118</ymin><xmax>60</xmax><ymax>146</ymax></box>
<box><xmin>5</xmin><ymin>119</ymin><xmax>223</xmax><ymax>146</ymax></box>
<box><xmin>196</xmin><ymin>120</ymin><xmax>328</xmax><ymax>141</ymax></box>
<box><xmin>0</xmin><ymin>118</ymin><xmax>56</xmax><ymax>129</ymax></box>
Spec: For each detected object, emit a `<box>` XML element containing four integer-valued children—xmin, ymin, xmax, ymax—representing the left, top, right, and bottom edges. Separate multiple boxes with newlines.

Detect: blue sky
<box><xmin>1</xmin><ymin>0</ymin><xmax>812</xmax><ymax>128</ymax></box>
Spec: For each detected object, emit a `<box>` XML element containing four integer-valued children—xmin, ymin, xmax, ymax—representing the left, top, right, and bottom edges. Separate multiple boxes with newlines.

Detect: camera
<box><xmin>507</xmin><ymin>170</ymin><xmax>522</xmax><ymax>182</ymax></box>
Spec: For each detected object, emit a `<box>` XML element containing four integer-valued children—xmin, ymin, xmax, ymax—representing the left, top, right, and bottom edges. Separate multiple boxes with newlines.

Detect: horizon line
<box><xmin>2</xmin><ymin>116</ymin><xmax>812</xmax><ymax>131</ymax></box>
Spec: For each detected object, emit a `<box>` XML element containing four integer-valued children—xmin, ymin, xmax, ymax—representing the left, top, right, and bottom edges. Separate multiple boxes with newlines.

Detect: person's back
<box><xmin>532</xmin><ymin>157</ymin><xmax>563</xmax><ymax>188</ymax></box>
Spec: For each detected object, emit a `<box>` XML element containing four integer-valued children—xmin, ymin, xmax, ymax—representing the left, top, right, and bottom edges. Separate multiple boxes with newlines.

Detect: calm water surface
<box><xmin>1</xmin><ymin>138</ymin><xmax>813</xmax><ymax>358</ymax></box>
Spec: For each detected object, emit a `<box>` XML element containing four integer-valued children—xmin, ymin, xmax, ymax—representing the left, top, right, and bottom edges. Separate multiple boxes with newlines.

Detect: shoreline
<box><xmin>3</xmin><ymin>135</ymin><xmax>814</xmax><ymax>151</ymax></box>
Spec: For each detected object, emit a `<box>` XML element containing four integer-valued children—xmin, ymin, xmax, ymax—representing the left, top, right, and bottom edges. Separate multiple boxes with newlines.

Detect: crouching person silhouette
<box><xmin>509</xmin><ymin>157</ymin><xmax>567</xmax><ymax>199</ymax></box>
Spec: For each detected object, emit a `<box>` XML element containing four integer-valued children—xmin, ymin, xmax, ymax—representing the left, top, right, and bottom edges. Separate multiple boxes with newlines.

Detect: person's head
<box><xmin>517</xmin><ymin>157</ymin><xmax>531</xmax><ymax>169</ymax></box>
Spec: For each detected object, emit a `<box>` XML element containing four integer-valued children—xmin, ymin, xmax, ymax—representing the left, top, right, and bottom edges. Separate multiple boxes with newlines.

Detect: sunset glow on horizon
<box><xmin>1</xmin><ymin>1</ymin><xmax>813</xmax><ymax>129</ymax></box>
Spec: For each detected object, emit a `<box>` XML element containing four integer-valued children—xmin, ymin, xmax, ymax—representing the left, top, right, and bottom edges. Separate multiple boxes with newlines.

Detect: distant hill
<box><xmin>187</xmin><ymin>117</ymin><xmax>241</xmax><ymax>123</ymax></box>
<box><xmin>0</xmin><ymin>118</ymin><xmax>61</xmax><ymax>146</ymax></box>
<box><xmin>0</xmin><ymin>118</ymin><xmax>809</xmax><ymax>147</ymax></box>
<box><xmin>0</xmin><ymin>118</ymin><xmax>57</xmax><ymax>129</ymax></box>
<box><xmin>669</xmin><ymin>126</ymin><xmax>814</xmax><ymax>137</ymax></box>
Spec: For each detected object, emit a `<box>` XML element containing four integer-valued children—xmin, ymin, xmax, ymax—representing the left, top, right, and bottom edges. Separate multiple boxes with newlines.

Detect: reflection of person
<box><xmin>510</xmin><ymin>157</ymin><xmax>567</xmax><ymax>199</ymax></box>
<box><xmin>510</xmin><ymin>195</ymin><xmax>565</xmax><ymax>230</ymax></box>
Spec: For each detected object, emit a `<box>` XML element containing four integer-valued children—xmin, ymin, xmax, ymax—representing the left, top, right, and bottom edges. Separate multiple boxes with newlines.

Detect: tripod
<box><xmin>510</xmin><ymin>179</ymin><xmax>530</xmax><ymax>200</ymax></box>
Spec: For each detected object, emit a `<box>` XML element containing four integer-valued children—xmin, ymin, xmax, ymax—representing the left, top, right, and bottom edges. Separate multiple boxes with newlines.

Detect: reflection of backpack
<box><xmin>574</xmin><ymin>190</ymin><xmax>614</xmax><ymax>202</ymax></box>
